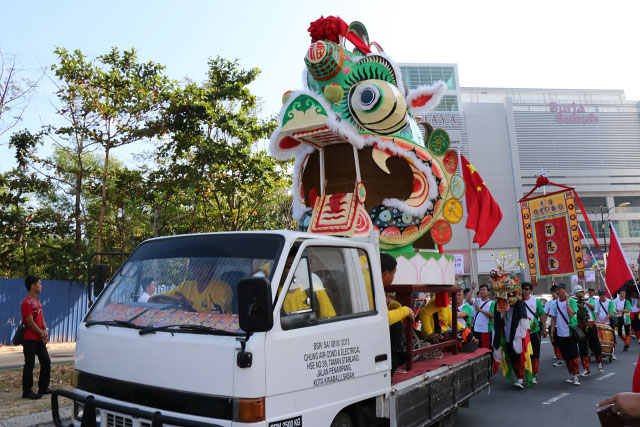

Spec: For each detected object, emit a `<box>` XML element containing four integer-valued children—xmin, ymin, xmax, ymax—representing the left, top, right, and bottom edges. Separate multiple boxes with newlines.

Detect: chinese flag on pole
<box><xmin>605</xmin><ymin>220</ymin><xmax>633</xmax><ymax>295</ymax></box>
<box><xmin>461</xmin><ymin>154</ymin><xmax>503</xmax><ymax>247</ymax></box>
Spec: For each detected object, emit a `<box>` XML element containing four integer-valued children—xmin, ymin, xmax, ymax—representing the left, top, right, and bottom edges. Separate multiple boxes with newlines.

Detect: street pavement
<box><xmin>457</xmin><ymin>336</ymin><xmax>639</xmax><ymax>426</ymax></box>
<box><xmin>0</xmin><ymin>344</ymin><xmax>75</xmax><ymax>370</ymax></box>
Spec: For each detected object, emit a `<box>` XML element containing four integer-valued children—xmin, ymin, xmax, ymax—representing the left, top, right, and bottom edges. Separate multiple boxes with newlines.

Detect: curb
<box><xmin>0</xmin><ymin>406</ymin><xmax>72</xmax><ymax>427</ymax></box>
<box><xmin>0</xmin><ymin>343</ymin><xmax>76</xmax><ymax>354</ymax></box>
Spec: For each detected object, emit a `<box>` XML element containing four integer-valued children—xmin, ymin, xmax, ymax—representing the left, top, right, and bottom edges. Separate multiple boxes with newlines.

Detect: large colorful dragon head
<box><xmin>490</xmin><ymin>269</ymin><xmax>522</xmax><ymax>312</ymax></box>
<box><xmin>269</xmin><ymin>16</ymin><xmax>465</xmax><ymax>250</ymax></box>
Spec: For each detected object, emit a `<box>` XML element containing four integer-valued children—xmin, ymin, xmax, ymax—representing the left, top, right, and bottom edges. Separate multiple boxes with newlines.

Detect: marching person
<box><xmin>594</xmin><ymin>289</ymin><xmax>616</xmax><ymax>360</ymax></box>
<box><xmin>549</xmin><ymin>283</ymin><xmax>581</xmax><ymax>386</ymax></box>
<box><xmin>545</xmin><ymin>285</ymin><xmax>564</xmax><ymax>366</ymax></box>
<box><xmin>628</xmin><ymin>287</ymin><xmax>640</xmax><ymax>345</ymax></box>
<box><xmin>576</xmin><ymin>285</ymin><xmax>604</xmax><ymax>375</ymax></box>
<box><xmin>472</xmin><ymin>284</ymin><xmax>494</xmax><ymax>349</ymax></box>
<box><xmin>614</xmin><ymin>288</ymin><xmax>632</xmax><ymax>351</ymax></box>
<box><xmin>21</xmin><ymin>275</ymin><xmax>51</xmax><ymax>399</ymax></box>
<box><xmin>522</xmin><ymin>282</ymin><xmax>546</xmax><ymax>384</ymax></box>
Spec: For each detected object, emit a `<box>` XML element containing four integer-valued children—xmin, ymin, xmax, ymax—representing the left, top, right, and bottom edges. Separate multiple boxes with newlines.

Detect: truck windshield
<box><xmin>86</xmin><ymin>234</ymin><xmax>285</xmax><ymax>334</ymax></box>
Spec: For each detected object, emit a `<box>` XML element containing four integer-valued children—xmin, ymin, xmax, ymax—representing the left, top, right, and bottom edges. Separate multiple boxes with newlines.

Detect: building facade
<box><xmin>401</xmin><ymin>64</ymin><xmax>640</xmax><ymax>291</ymax></box>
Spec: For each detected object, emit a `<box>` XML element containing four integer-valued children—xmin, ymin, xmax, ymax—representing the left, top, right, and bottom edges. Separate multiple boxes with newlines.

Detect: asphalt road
<box><xmin>0</xmin><ymin>346</ymin><xmax>75</xmax><ymax>370</ymax></box>
<box><xmin>457</xmin><ymin>335</ymin><xmax>639</xmax><ymax>426</ymax></box>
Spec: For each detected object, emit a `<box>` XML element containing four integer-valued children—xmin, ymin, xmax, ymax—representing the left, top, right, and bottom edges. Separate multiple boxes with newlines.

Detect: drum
<box><xmin>596</xmin><ymin>322</ymin><xmax>614</xmax><ymax>356</ymax></box>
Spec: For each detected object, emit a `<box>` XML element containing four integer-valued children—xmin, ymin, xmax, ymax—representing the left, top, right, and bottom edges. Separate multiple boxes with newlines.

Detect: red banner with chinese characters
<box><xmin>520</xmin><ymin>189</ymin><xmax>585</xmax><ymax>285</ymax></box>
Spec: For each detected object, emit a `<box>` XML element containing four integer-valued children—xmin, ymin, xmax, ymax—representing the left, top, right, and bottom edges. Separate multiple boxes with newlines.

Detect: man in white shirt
<box><xmin>545</xmin><ymin>285</ymin><xmax>564</xmax><ymax>366</ymax></box>
<box><xmin>575</xmin><ymin>285</ymin><xmax>604</xmax><ymax>375</ymax></box>
<box><xmin>472</xmin><ymin>284</ymin><xmax>495</xmax><ymax>349</ymax></box>
<box><xmin>549</xmin><ymin>283</ymin><xmax>581</xmax><ymax>386</ymax></box>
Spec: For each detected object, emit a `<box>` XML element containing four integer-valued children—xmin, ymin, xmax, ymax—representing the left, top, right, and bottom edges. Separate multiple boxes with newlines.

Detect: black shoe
<box><xmin>22</xmin><ymin>390</ymin><xmax>42</xmax><ymax>399</ymax></box>
<box><xmin>624</xmin><ymin>346</ymin><xmax>629</xmax><ymax>351</ymax></box>
<box><xmin>38</xmin><ymin>388</ymin><xmax>52</xmax><ymax>395</ymax></box>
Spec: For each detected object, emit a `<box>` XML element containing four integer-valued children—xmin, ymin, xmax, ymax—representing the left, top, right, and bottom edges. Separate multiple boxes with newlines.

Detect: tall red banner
<box><xmin>520</xmin><ymin>189</ymin><xmax>585</xmax><ymax>285</ymax></box>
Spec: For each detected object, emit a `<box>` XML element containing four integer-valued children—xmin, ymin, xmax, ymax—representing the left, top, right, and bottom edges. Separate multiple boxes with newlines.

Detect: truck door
<box><xmin>264</xmin><ymin>243</ymin><xmax>390</xmax><ymax>426</ymax></box>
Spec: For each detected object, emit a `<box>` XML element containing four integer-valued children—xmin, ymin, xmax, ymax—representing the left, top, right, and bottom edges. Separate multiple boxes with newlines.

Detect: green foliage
<box><xmin>576</xmin><ymin>294</ymin><xmax>591</xmax><ymax>331</ymax></box>
<box><xmin>0</xmin><ymin>53</ymin><xmax>296</xmax><ymax>281</ymax></box>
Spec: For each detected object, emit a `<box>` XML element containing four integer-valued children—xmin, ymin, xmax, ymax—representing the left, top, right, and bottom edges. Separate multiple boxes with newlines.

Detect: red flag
<box><xmin>461</xmin><ymin>154</ymin><xmax>502</xmax><ymax>247</ymax></box>
<box><xmin>605</xmin><ymin>221</ymin><xmax>633</xmax><ymax>295</ymax></box>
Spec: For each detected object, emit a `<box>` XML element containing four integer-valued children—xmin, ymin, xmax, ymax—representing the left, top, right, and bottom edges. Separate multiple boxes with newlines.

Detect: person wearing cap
<box><xmin>594</xmin><ymin>289</ymin><xmax>617</xmax><ymax>360</ymax></box>
<box><xmin>522</xmin><ymin>282</ymin><xmax>546</xmax><ymax>384</ymax></box>
<box><xmin>575</xmin><ymin>285</ymin><xmax>604</xmax><ymax>375</ymax></box>
<box><xmin>614</xmin><ymin>288</ymin><xmax>632</xmax><ymax>351</ymax></box>
<box><xmin>545</xmin><ymin>285</ymin><xmax>564</xmax><ymax>366</ymax></box>
<box><xmin>549</xmin><ymin>282</ymin><xmax>581</xmax><ymax>386</ymax></box>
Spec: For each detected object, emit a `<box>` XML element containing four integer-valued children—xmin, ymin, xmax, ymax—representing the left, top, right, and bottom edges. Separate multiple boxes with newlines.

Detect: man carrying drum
<box><xmin>594</xmin><ymin>289</ymin><xmax>616</xmax><ymax>361</ymax></box>
<box><xmin>575</xmin><ymin>285</ymin><xmax>604</xmax><ymax>375</ymax></box>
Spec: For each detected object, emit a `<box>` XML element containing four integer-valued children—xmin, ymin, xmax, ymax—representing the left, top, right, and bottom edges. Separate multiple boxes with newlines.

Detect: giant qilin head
<box><xmin>269</xmin><ymin>16</ymin><xmax>465</xmax><ymax>250</ymax></box>
<box><xmin>490</xmin><ymin>269</ymin><xmax>522</xmax><ymax>312</ymax></box>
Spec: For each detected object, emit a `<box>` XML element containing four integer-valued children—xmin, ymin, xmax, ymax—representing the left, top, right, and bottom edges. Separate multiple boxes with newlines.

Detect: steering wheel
<box><xmin>148</xmin><ymin>295</ymin><xmax>196</xmax><ymax>312</ymax></box>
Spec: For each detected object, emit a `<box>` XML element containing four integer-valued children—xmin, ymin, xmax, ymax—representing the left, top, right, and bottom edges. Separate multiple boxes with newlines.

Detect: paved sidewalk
<box><xmin>0</xmin><ymin>342</ymin><xmax>76</xmax><ymax>353</ymax></box>
<box><xmin>0</xmin><ymin>406</ymin><xmax>72</xmax><ymax>427</ymax></box>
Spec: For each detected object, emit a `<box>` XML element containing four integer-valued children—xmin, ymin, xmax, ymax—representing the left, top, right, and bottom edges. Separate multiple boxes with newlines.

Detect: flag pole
<box><xmin>579</xmin><ymin>224</ymin><xmax>612</xmax><ymax>298</ymax></box>
<box><xmin>609</xmin><ymin>220</ymin><xmax>640</xmax><ymax>296</ymax></box>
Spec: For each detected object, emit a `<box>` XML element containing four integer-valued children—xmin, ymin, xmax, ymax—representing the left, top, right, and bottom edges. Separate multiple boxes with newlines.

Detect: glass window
<box><xmin>86</xmin><ymin>234</ymin><xmax>285</xmax><ymax>334</ymax></box>
<box><xmin>281</xmin><ymin>247</ymin><xmax>375</xmax><ymax>327</ymax></box>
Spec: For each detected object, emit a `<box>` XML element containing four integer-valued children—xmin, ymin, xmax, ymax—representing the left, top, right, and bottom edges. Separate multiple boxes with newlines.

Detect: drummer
<box><xmin>575</xmin><ymin>286</ymin><xmax>604</xmax><ymax>374</ymax></box>
<box><xmin>594</xmin><ymin>290</ymin><xmax>617</xmax><ymax>361</ymax></box>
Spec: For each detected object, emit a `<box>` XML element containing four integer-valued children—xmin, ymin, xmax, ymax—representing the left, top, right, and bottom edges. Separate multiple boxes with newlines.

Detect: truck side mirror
<box><xmin>93</xmin><ymin>264</ymin><xmax>107</xmax><ymax>297</ymax></box>
<box><xmin>237</xmin><ymin>277</ymin><xmax>273</xmax><ymax>333</ymax></box>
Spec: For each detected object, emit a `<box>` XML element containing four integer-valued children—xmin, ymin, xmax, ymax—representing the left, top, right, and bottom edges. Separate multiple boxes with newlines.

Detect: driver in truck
<box><xmin>151</xmin><ymin>259</ymin><xmax>233</xmax><ymax>313</ymax></box>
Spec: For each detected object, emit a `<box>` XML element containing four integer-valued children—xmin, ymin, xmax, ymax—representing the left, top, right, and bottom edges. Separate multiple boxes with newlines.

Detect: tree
<box><xmin>0</xmin><ymin>50</ymin><xmax>40</xmax><ymax>137</ymax></box>
<box><xmin>51</xmin><ymin>47</ymin><xmax>173</xmax><ymax>259</ymax></box>
<box><xmin>157</xmin><ymin>57</ymin><xmax>293</xmax><ymax>233</ymax></box>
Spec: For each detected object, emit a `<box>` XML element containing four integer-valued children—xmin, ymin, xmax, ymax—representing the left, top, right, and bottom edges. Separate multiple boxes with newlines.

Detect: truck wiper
<box><xmin>85</xmin><ymin>319</ymin><xmax>141</xmax><ymax>329</ymax></box>
<box><xmin>139</xmin><ymin>323</ymin><xmax>239</xmax><ymax>336</ymax></box>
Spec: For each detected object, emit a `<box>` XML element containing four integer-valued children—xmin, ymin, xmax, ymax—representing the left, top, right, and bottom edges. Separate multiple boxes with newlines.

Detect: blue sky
<box><xmin>1</xmin><ymin>0</ymin><xmax>639</xmax><ymax>171</ymax></box>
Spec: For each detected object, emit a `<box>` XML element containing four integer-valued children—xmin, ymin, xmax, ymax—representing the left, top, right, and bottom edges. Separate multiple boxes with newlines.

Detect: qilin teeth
<box><xmin>372</xmin><ymin>147</ymin><xmax>391</xmax><ymax>174</ymax></box>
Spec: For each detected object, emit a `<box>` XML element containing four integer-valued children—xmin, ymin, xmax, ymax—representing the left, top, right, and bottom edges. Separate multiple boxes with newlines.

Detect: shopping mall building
<box><xmin>400</xmin><ymin>64</ymin><xmax>640</xmax><ymax>291</ymax></box>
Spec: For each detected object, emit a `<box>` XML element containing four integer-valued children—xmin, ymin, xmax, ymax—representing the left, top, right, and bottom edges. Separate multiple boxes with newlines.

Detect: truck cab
<box><xmin>57</xmin><ymin>231</ymin><xmax>393</xmax><ymax>426</ymax></box>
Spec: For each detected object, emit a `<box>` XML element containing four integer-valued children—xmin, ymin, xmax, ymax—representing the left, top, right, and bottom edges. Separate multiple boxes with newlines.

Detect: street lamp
<box><xmin>594</xmin><ymin>202</ymin><xmax>630</xmax><ymax>252</ymax></box>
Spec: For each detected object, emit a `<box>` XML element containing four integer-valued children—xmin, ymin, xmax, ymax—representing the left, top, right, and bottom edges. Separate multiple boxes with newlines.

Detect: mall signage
<box><xmin>549</xmin><ymin>102</ymin><xmax>600</xmax><ymax>124</ymax></box>
<box><xmin>425</xmin><ymin>113</ymin><xmax>458</xmax><ymax>126</ymax></box>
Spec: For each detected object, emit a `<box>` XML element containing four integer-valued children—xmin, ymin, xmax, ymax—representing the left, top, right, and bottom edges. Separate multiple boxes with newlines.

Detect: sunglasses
<box><xmin>523</xmin><ymin>287</ymin><xmax>532</xmax><ymax>291</ymax></box>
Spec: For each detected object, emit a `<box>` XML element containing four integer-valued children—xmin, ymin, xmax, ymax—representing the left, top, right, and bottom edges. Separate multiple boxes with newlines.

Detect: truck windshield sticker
<box><xmin>305</xmin><ymin>338</ymin><xmax>361</xmax><ymax>387</ymax></box>
<box><xmin>269</xmin><ymin>415</ymin><xmax>302</xmax><ymax>427</ymax></box>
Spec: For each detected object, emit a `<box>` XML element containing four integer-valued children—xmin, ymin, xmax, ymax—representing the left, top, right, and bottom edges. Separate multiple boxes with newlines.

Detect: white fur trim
<box><xmin>512</xmin><ymin>318</ymin><xmax>530</xmax><ymax>354</ymax></box>
<box><xmin>269</xmin><ymin>89</ymin><xmax>335</xmax><ymax>160</ymax></box>
<box><xmin>406</xmin><ymin>81</ymin><xmax>448</xmax><ymax>115</ymax></box>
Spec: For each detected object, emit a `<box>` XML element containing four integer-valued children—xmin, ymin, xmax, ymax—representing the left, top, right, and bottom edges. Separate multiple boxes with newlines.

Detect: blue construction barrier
<box><xmin>1</xmin><ymin>279</ymin><xmax>89</xmax><ymax>345</ymax></box>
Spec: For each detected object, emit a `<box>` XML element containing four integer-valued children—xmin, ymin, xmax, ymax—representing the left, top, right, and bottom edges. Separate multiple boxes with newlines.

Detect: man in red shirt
<box><xmin>20</xmin><ymin>275</ymin><xmax>51</xmax><ymax>399</ymax></box>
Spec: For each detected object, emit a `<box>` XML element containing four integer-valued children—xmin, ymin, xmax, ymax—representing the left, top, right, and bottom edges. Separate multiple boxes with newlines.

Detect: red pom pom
<box><xmin>536</xmin><ymin>175</ymin><xmax>550</xmax><ymax>187</ymax></box>
<box><xmin>308</xmin><ymin>16</ymin><xmax>345</xmax><ymax>44</ymax></box>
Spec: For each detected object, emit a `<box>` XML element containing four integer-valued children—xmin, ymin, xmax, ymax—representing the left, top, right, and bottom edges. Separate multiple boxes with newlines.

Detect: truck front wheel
<box><xmin>330</xmin><ymin>411</ymin><xmax>354</xmax><ymax>427</ymax></box>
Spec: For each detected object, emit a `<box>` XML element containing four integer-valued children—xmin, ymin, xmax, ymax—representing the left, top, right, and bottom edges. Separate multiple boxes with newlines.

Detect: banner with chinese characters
<box><xmin>520</xmin><ymin>189</ymin><xmax>585</xmax><ymax>285</ymax></box>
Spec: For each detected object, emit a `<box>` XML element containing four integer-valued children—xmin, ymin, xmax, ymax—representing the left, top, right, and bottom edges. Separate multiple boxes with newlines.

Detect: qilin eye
<box><xmin>356</xmin><ymin>84</ymin><xmax>381</xmax><ymax>111</ymax></box>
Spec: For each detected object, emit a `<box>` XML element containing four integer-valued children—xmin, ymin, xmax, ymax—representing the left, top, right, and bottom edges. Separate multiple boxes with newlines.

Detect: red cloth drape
<box><xmin>605</xmin><ymin>221</ymin><xmax>634</xmax><ymax>295</ymax></box>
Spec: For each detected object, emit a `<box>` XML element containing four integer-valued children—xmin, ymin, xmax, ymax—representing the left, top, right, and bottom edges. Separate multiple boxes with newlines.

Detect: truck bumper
<box><xmin>52</xmin><ymin>389</ymin><xmax>223</xmax><ymax>427</ymax></box>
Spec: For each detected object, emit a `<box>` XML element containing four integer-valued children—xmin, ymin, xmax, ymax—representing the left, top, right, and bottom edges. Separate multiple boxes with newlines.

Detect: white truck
<box><xmin>52</xmin><ymin>231</ymin><xmax>491</xmax><ymax>427</ymax></box>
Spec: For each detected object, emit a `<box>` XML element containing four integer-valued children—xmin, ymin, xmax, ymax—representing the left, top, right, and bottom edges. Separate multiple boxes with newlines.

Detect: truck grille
<box><xmin>105</xmin><ymin>412</ymin><xmax>133</xmax><ymax>427</ymax></box>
